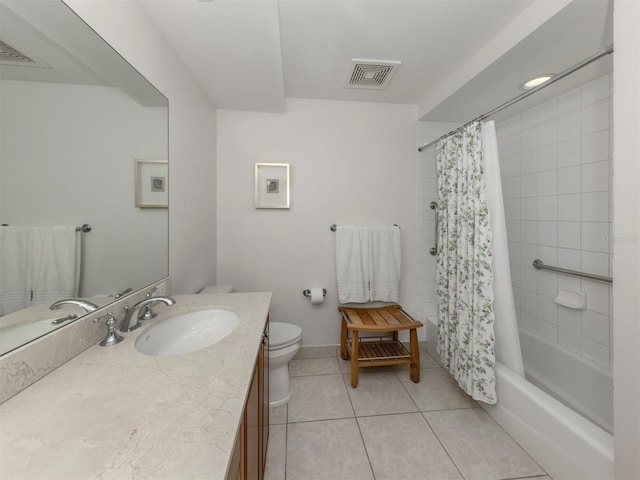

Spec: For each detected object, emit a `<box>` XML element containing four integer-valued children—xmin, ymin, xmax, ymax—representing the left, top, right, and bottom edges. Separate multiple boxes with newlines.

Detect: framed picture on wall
<box><xmin>255</xmin><ymin>163</ymin><xmax>290</xmax><ymax>209</ymax></box>
<box><xmin>135</xmin><ymin>159</ymin><xmax>168</xmax><ymax>208</ymax></box>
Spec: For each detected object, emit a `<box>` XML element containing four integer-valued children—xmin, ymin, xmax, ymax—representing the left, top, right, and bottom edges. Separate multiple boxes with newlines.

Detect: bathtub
<box><xmin>425</xmin><ymin>316</ymin><xmax>614</xmax><ymax>480</ymax></box>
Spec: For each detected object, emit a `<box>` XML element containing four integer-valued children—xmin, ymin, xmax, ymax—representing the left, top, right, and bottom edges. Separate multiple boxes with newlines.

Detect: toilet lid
<box><xmin>269</xmin><ymin>322</ymin><xmax>302</xmax><ymax>349</ymax></box>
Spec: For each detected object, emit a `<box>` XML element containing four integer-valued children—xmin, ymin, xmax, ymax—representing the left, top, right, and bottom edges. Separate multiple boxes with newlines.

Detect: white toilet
<box><xmin>268</xmin><ymin>321</ymin><xmax>302</xmax><ymax>407</ymax></box>
<box><xmin>199</xmin><ymin>285</ymin><xmax>302</xmax><ymax>407</ymax></box>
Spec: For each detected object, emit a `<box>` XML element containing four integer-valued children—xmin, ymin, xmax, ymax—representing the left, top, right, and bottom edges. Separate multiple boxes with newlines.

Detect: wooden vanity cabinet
<box><xmin>227</xmin><ymin>319</ymin><xmax>269</xmax><ymax>480</ymax></box>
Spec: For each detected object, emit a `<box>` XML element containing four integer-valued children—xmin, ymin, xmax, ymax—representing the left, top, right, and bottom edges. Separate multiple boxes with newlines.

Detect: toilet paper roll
<box><xmin>310</xmin><ymin>288</ymin><xmax>324</xmax><ymax>305</ymax></box>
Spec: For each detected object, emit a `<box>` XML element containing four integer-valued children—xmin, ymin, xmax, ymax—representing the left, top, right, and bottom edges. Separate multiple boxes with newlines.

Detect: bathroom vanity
<box><xmin>0</xmin><ymin>293</ymin><xmax>271</xmax><ymax>479</ymax></box>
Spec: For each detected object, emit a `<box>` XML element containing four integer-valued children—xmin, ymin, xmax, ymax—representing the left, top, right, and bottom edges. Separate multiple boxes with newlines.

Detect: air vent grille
<box><xmin>0</xmin><ymin>40</ymin><xmax>36</xmax><ymax>65</ymax></box>
<box><xmin>345</xmin><ymin>59</ymin><xmax>401</xmax><ymax>90</ymax></box>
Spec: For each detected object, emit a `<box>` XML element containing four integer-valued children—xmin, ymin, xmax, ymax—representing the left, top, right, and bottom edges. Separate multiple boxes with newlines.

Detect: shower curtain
<box><xmin>435</xmin><ymin>121</ymin><xmax>497</xmax><ymax>404</ymax></box>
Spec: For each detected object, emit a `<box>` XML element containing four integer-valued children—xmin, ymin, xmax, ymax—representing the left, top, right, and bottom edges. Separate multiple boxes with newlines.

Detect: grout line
<box><xmin>420</xmin><ymin>411</ymin><xmax>467</xmax><ymax>480</ymax></box>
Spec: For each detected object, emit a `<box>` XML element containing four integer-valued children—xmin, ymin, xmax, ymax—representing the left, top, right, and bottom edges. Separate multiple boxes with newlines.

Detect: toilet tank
<box><xmin>199</xmin><ymin>284</ymin><xmax>235</xmax><ymax>294</ymax></box>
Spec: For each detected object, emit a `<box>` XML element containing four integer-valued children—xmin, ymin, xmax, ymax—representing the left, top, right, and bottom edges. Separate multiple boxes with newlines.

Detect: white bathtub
<box><xmin>519</xmin><ymin>327</ymin><xmax>613</xmax><ymax>433</ymax></box>
<box><xmin>425</xmin><ymin>316</ymin><xmax>614</xmax><ymax>480</ymax></box>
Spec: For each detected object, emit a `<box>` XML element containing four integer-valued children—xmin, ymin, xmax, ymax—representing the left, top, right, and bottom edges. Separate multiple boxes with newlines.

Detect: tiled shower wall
<box><xmin>495</xmin><ymin>73</ymin><xmax>613</xmax><ymax>369</ymax></box>
<box><xmin>416</xmin><ymin>73</ymin><xmax>613</xmax><ymax>369</ymax></box>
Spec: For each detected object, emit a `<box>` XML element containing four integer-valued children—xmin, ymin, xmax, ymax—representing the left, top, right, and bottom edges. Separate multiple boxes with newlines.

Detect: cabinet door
<box><xmin>260</xmin><ymin>320</ymin><xmax>269</xmax><ymax>473</ymax></box>
<box><xmin>245</xmin><ymin>365</ymin><xmax>260</xmax><ymax>479</ymax></box>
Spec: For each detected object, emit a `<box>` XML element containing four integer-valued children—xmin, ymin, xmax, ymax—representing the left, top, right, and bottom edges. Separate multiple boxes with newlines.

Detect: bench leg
<box><xmin>340</xmin><ymin>318</ymin><xmax>349</xmax><ymax>360</ymax></box>
<box><xmin>409</xmin><ymin>328</ymin><xmax>420</xmax><ymax>383</ymax></box>
<box><xmin>350</xmin><ymin>331</ymin><xmax>359</xmax><ymax>388</ymax></box>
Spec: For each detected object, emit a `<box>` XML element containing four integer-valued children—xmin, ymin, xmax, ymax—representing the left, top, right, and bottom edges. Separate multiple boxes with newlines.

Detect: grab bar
<box><xmin>532</xmin><ymin>259</ymin><xmax>612</xmax><ymax>284</ymax></box>
<box><xmin>429</xmin><ymin>201</ymin><xmax>438</xmax><ymax>256</ymax></box>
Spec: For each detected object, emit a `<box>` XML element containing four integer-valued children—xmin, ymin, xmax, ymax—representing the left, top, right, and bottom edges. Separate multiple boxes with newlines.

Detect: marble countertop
<box><xmin>0</xmin><ymin>292</ymin><xmax>271</xmax><ymax>479</ymax></box>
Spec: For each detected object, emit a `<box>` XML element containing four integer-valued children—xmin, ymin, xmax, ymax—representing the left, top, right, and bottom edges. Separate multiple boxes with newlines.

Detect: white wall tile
<box><xmin>558</xmin><ymin>307</ymin><xmax>582</xmax><ymax>332</ymax></box>
<box><xmin>538</xmin><ymin>118</ymin><xmax>558</xmax><ymax>147</ymax></box>
<box><xmin>581</xmin><ymin>130</ymin><xmax>610</xmax><ymax>164</ymax></box>
<box><xmin>538</xmin><ymin>195</ymin><xmax>558</xmax><ymax>221</ymax></box>
<box><xmin>521</xmin><ymin>197</ymin><xmax>538</xmax><ymax>220</ymax></box>
<box><xmin>521</xmin><ymin>244</ymin><xmax>538</xmax><ymax>265</ymax></box>
<box><xmin>538</xmin><ymin>170</ymin><xmax>558</xmax><ymax>196</ymax></box>
<box><xmin>582</xmin><ymin>222</ymin><xmax>609</xmax><ymax>253</ymax></box>
<box><xmin>558</xmin><ymin>109</ymin><xmax>582</xmax><ymax>141</ymax></box>
<box><xmin>582</xmin><ymin>281</ymin><xmax>611</xmax><ymax>315</ymax></box>
<box><xmin>557</xmin><ymin>247</ymin><xmax>581</xmax><ymax>270</ymax></box>
<box><xmin>538</xmin><ymin>270</ymin><xmax>558</xmax><ymax>299</ymax></box>
<box><xmin>557</xmin><ymin>222</ymin><xmax>581</xmax><ymax>249</ymax></box>
<box><xmin>538</xmin><ymin>221</ymin><xmax>557</xmax><ymax>247</ymax></box>
<box><xmin>582</xmin><ymin>161</ymin><xmax>610</xmax><ymax>193</ymax></box>
<box><xmin>521</xmin><ymin>221</ymin><xmax>538</xmax><ymax>244</ymax></box>
<box><xmin>581</xmin><ymin>191</ymin><xmax>609</xmax><ymax>222</ymax></box>
<box><xmin>581</xmin><ymin>251</ymin><xmax>610</xmax><ymax>276</ymax></box>
<box><xmin>520</xmin><ymin>312</ymin><xmax>538</xmax><ymax>333</ymax></box>
<box><xmin>582</xmin><ymin>310</ymin><xmax>610</xmax><ymax>346</ymax></box>
<box><xmin>538</xmin><ymin>98</ymin><xmax>558</xmax><ymax>122</ymax></box>
<box><xmin>521</xmin><ymin>289</ymin><xmax>538</xmax><ymax>315</ymax></box>
<box><xmin>505</xmin><ymin>154</ymin><xmax>522</xmax><ymax>177</ymax></box>
<box><xmin>506</xmin><ymin>220</ymin><xmax>521</xmax><ymax>243</ymax></box>
<box><xmin>521</xmin><ymin>173</ymin><xmax>538</xmax><ymax>197</ymax></box>
<box><xmin>538</xmin><ymin>295</ymin><xmax>558</xmax><ymax>324</ymax></box>
<box><xmin>505</xmin><ymin>199</ymin><xmax>521</xmax><ymax>220</ymax></box>
<box><xmin>508</xmin><ymin>242</ymin><xmax>521</xmax><ymax>264</ymax></box>
<box><xmin>520</xmin><ymin>107</ymin><xmax>538</xmax><ymax>128</ymax></box>
<box><xmin>581</xmin><ymin>99</ymin><xmax>610</xmax><ymax>135</ymax></box>
<box><xmin>538</xmin><ymin>144</ymin><xmax>558</xmax><ymax>171</ymax></box>
<box><xmin>557</xmin><ymin>87</ymin><xmax>581</xmax><ymax>114</ymax></box>
<box><xmin>521</xmin><ymin>126</ymin><xmax>538</xmax><ymax>152</ymax></box>
<box><xmin>558</xmin><ymin>137</ymin><xmax>581</xmax><ymax>168</ymax></box>
<box><xmin>582</xmin><ymin>75</ymin><xmax>611</xmax><ymax>106</ymax></box>
<box><xmin>521</xmin><ymin>266</ymin><xmax>538</xmax><ymax>292</ymax></box>
<box><xmin>520</xmin><ymin>149</ymin><xmax>538</xmax><ymax>174</ymax></box>
<box><xmin>505</xmin><ymin>177</ymin><xmax>521</xmax><ymax>199</ymax></box>
<box><xmin>558</xmin><ymin>166</ymin><xmax>581</xmax><ymax>194</ymax></box>
<box><xmin>558</xmin><ymin>194</ymin><xmax>581</xmax><ymax>221</ymax></box>
<box><xmin>537</xmin><ymin>246</ymin><xmax>558</xmax><ymax>266</ymax></box>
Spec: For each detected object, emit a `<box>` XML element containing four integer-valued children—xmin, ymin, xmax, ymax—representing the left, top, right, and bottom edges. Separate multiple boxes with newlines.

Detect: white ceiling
<box><xmin>141</xmin><ymin>0</ymin><xmax>612</xmax><ymax>121</ymax></box>
<box><xmin>1</xmin><ymin>0</ymin><xmax>613</xmax><ymax>120</ymax></box>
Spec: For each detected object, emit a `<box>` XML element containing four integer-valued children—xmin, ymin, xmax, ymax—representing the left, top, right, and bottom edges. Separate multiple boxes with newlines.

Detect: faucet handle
<box><xmin>94</xmin><ymin>313</ymin><xmax>124</xmax><ymax>347</ymax></box>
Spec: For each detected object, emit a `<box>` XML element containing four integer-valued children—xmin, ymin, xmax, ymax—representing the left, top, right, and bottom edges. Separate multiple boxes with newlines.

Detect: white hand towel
<box><xmin>335</xmin><ymin>226</ymin><xmax>370</xmax><ymax>303</ymax></box>
<box><xmin>0</xmin><ymin>227</ymin><xmax>32</xmax><ymax>315</ymax></box>
<box><xmin>30</xmin><ymin>227</ymin><xmax>80</xmax><ymax>305</ymax></box>
<box><xmin>369</xmin><ymin>226</ymin><xmax>401</xmax><ymax>303</ymax></box>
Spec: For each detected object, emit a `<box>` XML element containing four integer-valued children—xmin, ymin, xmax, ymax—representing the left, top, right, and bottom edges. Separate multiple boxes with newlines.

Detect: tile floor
<box><xmin>264</xmin><ymin>345</ymin><xmax>552</xmax><ymax>480</ymax></box>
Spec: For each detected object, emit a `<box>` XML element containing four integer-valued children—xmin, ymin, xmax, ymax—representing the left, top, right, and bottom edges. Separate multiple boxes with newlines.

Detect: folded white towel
<box><xmin>30</xmin><ymin>227</ymin><xmax>80</xmax><ymax>305</ymax></box>
<box><xmin>369</xmin><ymin>226</ymin><xmax>401</xmax><ymax>302</ymax></box>
<box><xmin>0</xmin><ymin>227</ymin><xmax>32</xmax><ymax>315</ymax></box>
<box><xmin>335</xmin><ymin>226</ymin><xmax>370</xmax><ymax>303</ymax></box>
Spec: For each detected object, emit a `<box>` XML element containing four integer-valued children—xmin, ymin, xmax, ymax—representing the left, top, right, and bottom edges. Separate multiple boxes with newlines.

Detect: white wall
<box><xmin>0</xmin><ymin>81</ymin><xmax>167</xmax><ymax>297</ymax></box>
<box><xmin>612</xmin><ymin>0</ymin><xmax>640</xmax><ymax>476</ymax></box>
<box><xmin>217</xmin><ymin>98</ymin><xmax>418</xmax><ymax>346</ymax></box>
<box><xmin>496</xmin><ymin>73</ymin><xmax>614</xmax><ymax>370</ymax></box>
<box><xmin>66</xmin><ymin>0</ymin><xmax>218</xmax><ymax>295</ymax></box>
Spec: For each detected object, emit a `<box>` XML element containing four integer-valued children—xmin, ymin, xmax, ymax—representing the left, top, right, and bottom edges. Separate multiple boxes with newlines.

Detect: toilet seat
<box><xmin>269</xmin><ymin>322</ymin><xmax>302</xmax><ymax>350</ymax></box>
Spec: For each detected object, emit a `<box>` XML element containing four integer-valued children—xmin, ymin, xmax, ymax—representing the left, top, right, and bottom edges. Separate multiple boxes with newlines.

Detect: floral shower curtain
<box><xmin>435</xmin><ymin>121</ymin><xmax>497</xmax><ymax>404</ymax></box>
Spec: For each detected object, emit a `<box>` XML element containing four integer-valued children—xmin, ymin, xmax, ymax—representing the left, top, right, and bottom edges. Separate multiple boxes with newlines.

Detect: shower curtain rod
<box><xmin>417</xmin><ymin>44</ymin><xmax>614</xmax><ymax>152</ymax></box>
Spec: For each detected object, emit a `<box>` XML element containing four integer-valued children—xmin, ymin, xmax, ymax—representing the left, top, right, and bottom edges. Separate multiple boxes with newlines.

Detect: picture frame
<box><xmin>135</xmin><ymin>159</ymin><xmax>168</xmax><ymax>208</ymax></box>
<box><xmin>255</xmin><ymin>163</ymin><xmax>290</xmax><ymax>209</ymax></box>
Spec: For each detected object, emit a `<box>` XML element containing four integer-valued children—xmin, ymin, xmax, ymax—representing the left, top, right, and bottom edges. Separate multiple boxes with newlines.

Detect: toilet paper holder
<box><xmin>303</xmin><ymin>288</ymin><xmax>327</xmax><ymax>298</ymax></box>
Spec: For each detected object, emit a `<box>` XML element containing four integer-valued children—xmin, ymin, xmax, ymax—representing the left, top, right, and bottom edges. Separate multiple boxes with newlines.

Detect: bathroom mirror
<box><xmin>0</xmin><ymin>0</ymin><xmax>169</xmax><ymax>355</ymax></box>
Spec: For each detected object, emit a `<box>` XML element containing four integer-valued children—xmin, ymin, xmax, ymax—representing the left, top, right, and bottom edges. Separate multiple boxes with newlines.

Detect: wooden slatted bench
<box><xmin>339</xmin><ymin>304</ymin><xmax>423</xmax><ymax>388</ymax></box>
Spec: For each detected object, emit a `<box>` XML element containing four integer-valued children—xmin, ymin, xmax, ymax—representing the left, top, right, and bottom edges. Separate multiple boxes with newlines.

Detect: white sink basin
<box><xmin>135</xmin><ymin>309</ymin><xmax>240</xmax><ymax>356</ymax></box>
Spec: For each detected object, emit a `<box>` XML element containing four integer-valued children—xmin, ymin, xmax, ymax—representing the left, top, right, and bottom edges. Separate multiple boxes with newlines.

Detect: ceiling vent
<box><xmin>344</xmin><ymin>59</ymin><xmax>401</xmax><ymax>90</ymax></box>
<box><xmin>0</xmin><ymin>40</ymin><xmax>48</xmax><ymax>67</ymax></box>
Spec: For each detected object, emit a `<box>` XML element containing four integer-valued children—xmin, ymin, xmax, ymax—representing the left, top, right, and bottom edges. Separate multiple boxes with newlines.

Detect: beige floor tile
<box><xmin>358</xmin><ymin>413</ymin><xmax>462</xmax><ymax>480</ymax></box>
<box><xmin>287</xmin><ymin>374</ymin><xmax>354</xmax><ymax>422</ymax></box>
<box><xmin>421</xmin><ymin>350</ymin><xmax>441</xmax><ymax>368</ymax></box>
<box><xmin>399</xmin><ymin>367</ymin><xmax>478</xmax><ymax>411</ymax></box>
<box><xmin>286</xmin><ymin>419</ymin><xmax>374</xmax><ymax>480</ymax></box>
<box><xmin>424</xmin><ymin>408</ymin><xmax>546</xmax><ymax>480</ymax></box>
<box><xmin>343</xmin><ymin>371</ymin><xmax>418</xmax><ymax>417</ymax></box>
<box><xmin>269</xmin><ymin>404</ymin><xmax>287</xmax><ymax>425</ymax></box>
<box><xmin>294</xmin><ymin>345</ymin><xmax>338</xmax><ymax>359</ymax></box>
<box><xmin>289</xmin><ymin>357</ymin><xmax>341</xmax><ymax>377</ymax></box>
<box><xmin>263</xmin><ymin>424</ymin><xmax>286</xmax><ymax>480</ymax></box>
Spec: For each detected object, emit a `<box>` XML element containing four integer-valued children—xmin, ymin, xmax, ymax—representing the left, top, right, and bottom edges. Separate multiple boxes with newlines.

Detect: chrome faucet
<box><xmin>50</xmin><ymin>298</ymin><xmax>99</xmax><ymax>313</ymax></box>
<box><xmin>119</xmin><ymin>296</ymin><xmax>176</xmax><ymax>332</ymax></box>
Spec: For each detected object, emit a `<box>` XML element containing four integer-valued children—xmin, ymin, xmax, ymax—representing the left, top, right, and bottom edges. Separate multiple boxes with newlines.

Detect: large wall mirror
<box><xmin>0</xmin><ymin>0</ymin><xmax>169</xmax><ymax>355</ymax></box>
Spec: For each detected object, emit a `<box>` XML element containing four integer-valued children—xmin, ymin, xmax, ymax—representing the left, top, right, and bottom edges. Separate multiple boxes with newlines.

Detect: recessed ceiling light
<box><xmin>521</xmin><ymin>75</ymin><xmax>555</xmax><ymax>90</ymax></box>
